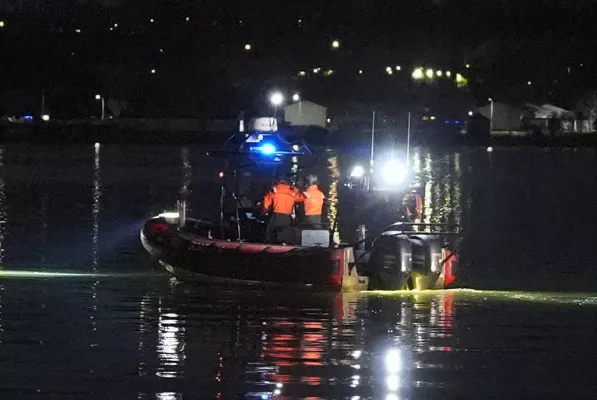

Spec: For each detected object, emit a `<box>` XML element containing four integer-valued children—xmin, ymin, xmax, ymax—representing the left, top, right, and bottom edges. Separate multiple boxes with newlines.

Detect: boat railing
<box><xmin>382</xmin><ymin>222</ymin><xmax>462</xmax><ymax>236</ymax></box>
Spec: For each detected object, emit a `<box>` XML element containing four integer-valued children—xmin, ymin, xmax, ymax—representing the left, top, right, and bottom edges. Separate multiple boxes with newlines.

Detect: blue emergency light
<box><xmin>258</xmin><ymin>143</ymin><xmax>276</xmax><ymax>155</ymax></box>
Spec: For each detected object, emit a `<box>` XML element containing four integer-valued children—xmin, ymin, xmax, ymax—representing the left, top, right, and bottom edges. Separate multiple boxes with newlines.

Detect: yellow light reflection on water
<box><xmin>0</xmin><ymin>270</ymin><xmax>98</xmax><ymax>278</ymax></box>
<box><xmin>0</xmin><ymin>270</ymin><xmax>162</xmax><ymax>279</ymax></box>
<box><xmin>365</xmin><ymin>289</ymin><xmax>597</xmax><ymax>306</ymax></box>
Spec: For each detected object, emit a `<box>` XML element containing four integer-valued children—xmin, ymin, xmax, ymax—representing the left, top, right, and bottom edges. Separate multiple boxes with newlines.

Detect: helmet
<box><xmin>276</xmin><ymin>174</ymin><xmax>290</xmax><ymax>184</ymax></box>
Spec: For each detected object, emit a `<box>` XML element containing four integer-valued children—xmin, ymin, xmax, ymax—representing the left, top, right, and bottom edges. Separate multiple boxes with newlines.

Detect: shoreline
<box><xmin>2</xmin><ymin>122</ymin><xmax>597</xmax><ymax>148</ymax></box>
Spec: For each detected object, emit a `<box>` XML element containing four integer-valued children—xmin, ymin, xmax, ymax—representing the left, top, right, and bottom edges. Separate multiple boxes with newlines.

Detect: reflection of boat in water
<box><xmin>137</xmin><ymin>279</ymin><xmax>457</xmax><ymax>399</ymax></box>
<box><xmin>140</xmin><ymin>118</ymin><xmax>460</xmax><ymax>291</ymax></box>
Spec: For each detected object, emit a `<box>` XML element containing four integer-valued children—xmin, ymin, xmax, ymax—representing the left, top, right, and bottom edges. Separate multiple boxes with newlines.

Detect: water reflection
<box><xmin>91</xmin><ymin>144</ymin><xmax>101</xmax><ymax>335</ymax></box>
<box><xmin>0</xmin><ymin>146</ymin><xmax>4</xmax><ymax>340</ymax></box>
<box><xmin>220</xmin><ymin>291</ymin><xmax>456</xmax><ymax>399</ymax></box>
<box><xmin>155</xmin><ymin>393</ymin><xmax>182</xmax><ymax>400</ymax></box>
<box><xmin>92</xmin><ymin>143</ymin><xmax>101</xmax><ymax>270</ymax></box>
<box><xmin>156</xmin><ymin>283</ymin><xmax>186</xmax><ymax>379</ymax></box>
<box><xmin>0</xmin><ymin>145</ymin><xmax>5</xmax><ymax>266</ymax></box>
<box><xmin>1</xmin><ymin>272</ymin><xmax>595</xmax><ymax>399</ymax></box>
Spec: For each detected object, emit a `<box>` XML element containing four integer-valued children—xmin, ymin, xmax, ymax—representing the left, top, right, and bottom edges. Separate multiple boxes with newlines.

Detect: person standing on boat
<box><xmin>262</xmin><ymin>175</ymin><xmax>299</xmax><ymax>243</ymax></box>
<box><xmin>297</xmin><ymin>174</ymin><xmax>325</xmax><ymax>229</ymax></box>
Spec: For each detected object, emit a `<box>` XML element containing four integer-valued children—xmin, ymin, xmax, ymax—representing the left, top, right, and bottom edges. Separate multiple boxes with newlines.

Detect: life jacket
<box><xmin>299</xmin><ymin>185</ymin><xmax>325</xmax><ymax>216</ymax></box>
<box><xmin>262</xmin><ymin>183</ymin><xmax>299</xmax><ymax>215</ymax></box>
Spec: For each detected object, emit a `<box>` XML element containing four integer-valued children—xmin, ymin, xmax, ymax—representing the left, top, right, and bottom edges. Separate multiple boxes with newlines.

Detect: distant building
<box><xmin>283</xmin><ymin>100</ymin><xmax>327</xmax><ymax>128</ymax></box>
<box><xmin>470</xmin><ymin>101</ymin><xmax>593</xmax><ymax>136</ymax></box>
<box><xmin>474</xmin><ymin>102</ymin><xmax>523</xmax><ymax>132</ymax></box>
<box><xmin>524</xmin><ymin>103</ymin><xmax>574</xmax><ymax>119</ymax></box>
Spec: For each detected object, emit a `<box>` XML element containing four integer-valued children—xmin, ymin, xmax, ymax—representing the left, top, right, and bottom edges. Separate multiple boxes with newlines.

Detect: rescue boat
<box><xmin>140</xmin><ymin>117</ymin><xmax>460</xmax><ymax>291</ymax></box>
<box><xmin>140</xmin><ymin>214</ymin><xmax>458</xmax><ymax>291</ymax></box>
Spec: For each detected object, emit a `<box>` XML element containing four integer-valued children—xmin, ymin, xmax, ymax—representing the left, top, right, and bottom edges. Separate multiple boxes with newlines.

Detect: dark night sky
<box><xmin>1</xmin><ymin>0</ymin><xmax>597</xmax><ymax>118</ymax></box>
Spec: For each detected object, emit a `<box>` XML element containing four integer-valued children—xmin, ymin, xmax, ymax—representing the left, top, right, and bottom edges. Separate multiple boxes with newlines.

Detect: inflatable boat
<box><xmin>141</xmin><ymin>212</ymin><xmax>458</xmax><ymax>291</ymax></box>
<box><xmin>140</xmin><ymin>118</ymin><xmax>460</xmax><ymax>291</ymax></box>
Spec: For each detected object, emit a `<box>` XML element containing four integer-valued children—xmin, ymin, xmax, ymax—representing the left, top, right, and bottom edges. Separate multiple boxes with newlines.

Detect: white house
<box><xmin>525</xmin><ymin>103</ymin><xmax>573</xmax><ymax>119</ymax></box>
<box><xmin>283</xmin><ymin>100</ymin><xmax>327</xmax><ymax>128</ymax></box>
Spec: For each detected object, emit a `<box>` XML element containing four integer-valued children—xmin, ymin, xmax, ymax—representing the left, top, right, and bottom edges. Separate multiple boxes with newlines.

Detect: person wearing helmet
<box><xmin>262</xmin><ymin>175</ymin><xmax>299</xmax><ymax>243</ymax></box>
<box><xmin>296</xmin><ymin>174</ymin><xmax>325</xmax><ymax>228</ymax></box>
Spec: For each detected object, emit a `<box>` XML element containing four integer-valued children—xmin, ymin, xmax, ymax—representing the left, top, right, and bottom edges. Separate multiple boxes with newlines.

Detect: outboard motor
<box><xmin>409</xmin><ymin>235</ymin><xmax>443</xmax><ymax>275</ymax></box>
<box><xmin>368</xmin><ymin>232</ymin><xmax>413</xmax><ymax>290</ymax></box>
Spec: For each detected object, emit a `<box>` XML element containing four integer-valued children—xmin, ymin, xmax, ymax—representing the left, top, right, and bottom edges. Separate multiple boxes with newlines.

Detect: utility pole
<box><xmin>406</xmin><ymin>111</ymin><xmax>411</xmax><ymax>167</ymax></box>
<box><xmin>370</xmin><ymin>110</ymin><xmax>376</xmax><ymax>170</ymax></box>
<box><xmin>489</xmin><ymin>97</ymin><xmax>494</xmax><ymax>133</ymax></box>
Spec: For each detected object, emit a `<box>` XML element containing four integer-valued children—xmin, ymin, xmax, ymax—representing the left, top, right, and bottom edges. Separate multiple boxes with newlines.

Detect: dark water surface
<box><xmin>1</xmin><ymin>144</ymin><xmax>596</xmax><ymax>399</ymax></box>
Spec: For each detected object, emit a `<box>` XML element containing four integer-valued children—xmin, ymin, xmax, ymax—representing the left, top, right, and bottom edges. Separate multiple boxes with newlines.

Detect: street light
<box><xmin>244</xmin><ymin>43</ymin><xmax>251</xmax><ymax>51</ymax></box>
<box><xmin>95</xmin><ymin>94</ymin><xmax>105</xmax><ymax>121</ymax></box>
<box><xmin>292</xmin><ymin>93</ymin><xmax>302</xmax><ymax>120</ymax></box>
<box><xmin>488</xmin><ymin>97</ymin><xmax>494</xmax><ymax>133</ymax></box>
<box><xmin>269</xmin><ymin>92</ymin><xmax>284</xmax><ymax>127</ymax></box>
<box><xmin>270</xmin><ymin>92</ymin><xmax>284</xmax><ymax>107</ymax></box>
<box><xmin>332</xmin><ymin>40</ymin><xmax>340</xmax><ymax>49</ymax></box>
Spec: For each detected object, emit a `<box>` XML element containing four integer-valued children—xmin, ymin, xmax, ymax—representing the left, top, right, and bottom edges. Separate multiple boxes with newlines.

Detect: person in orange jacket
<box><xmin>262</xmin><ymin>175</ymin><xmax>299</xmax><ymax>243</ymax></box>
<box><xmin>296</xmin><ymin>174</ymin><xmax>325</xmax><ymax>228</ymax></box>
